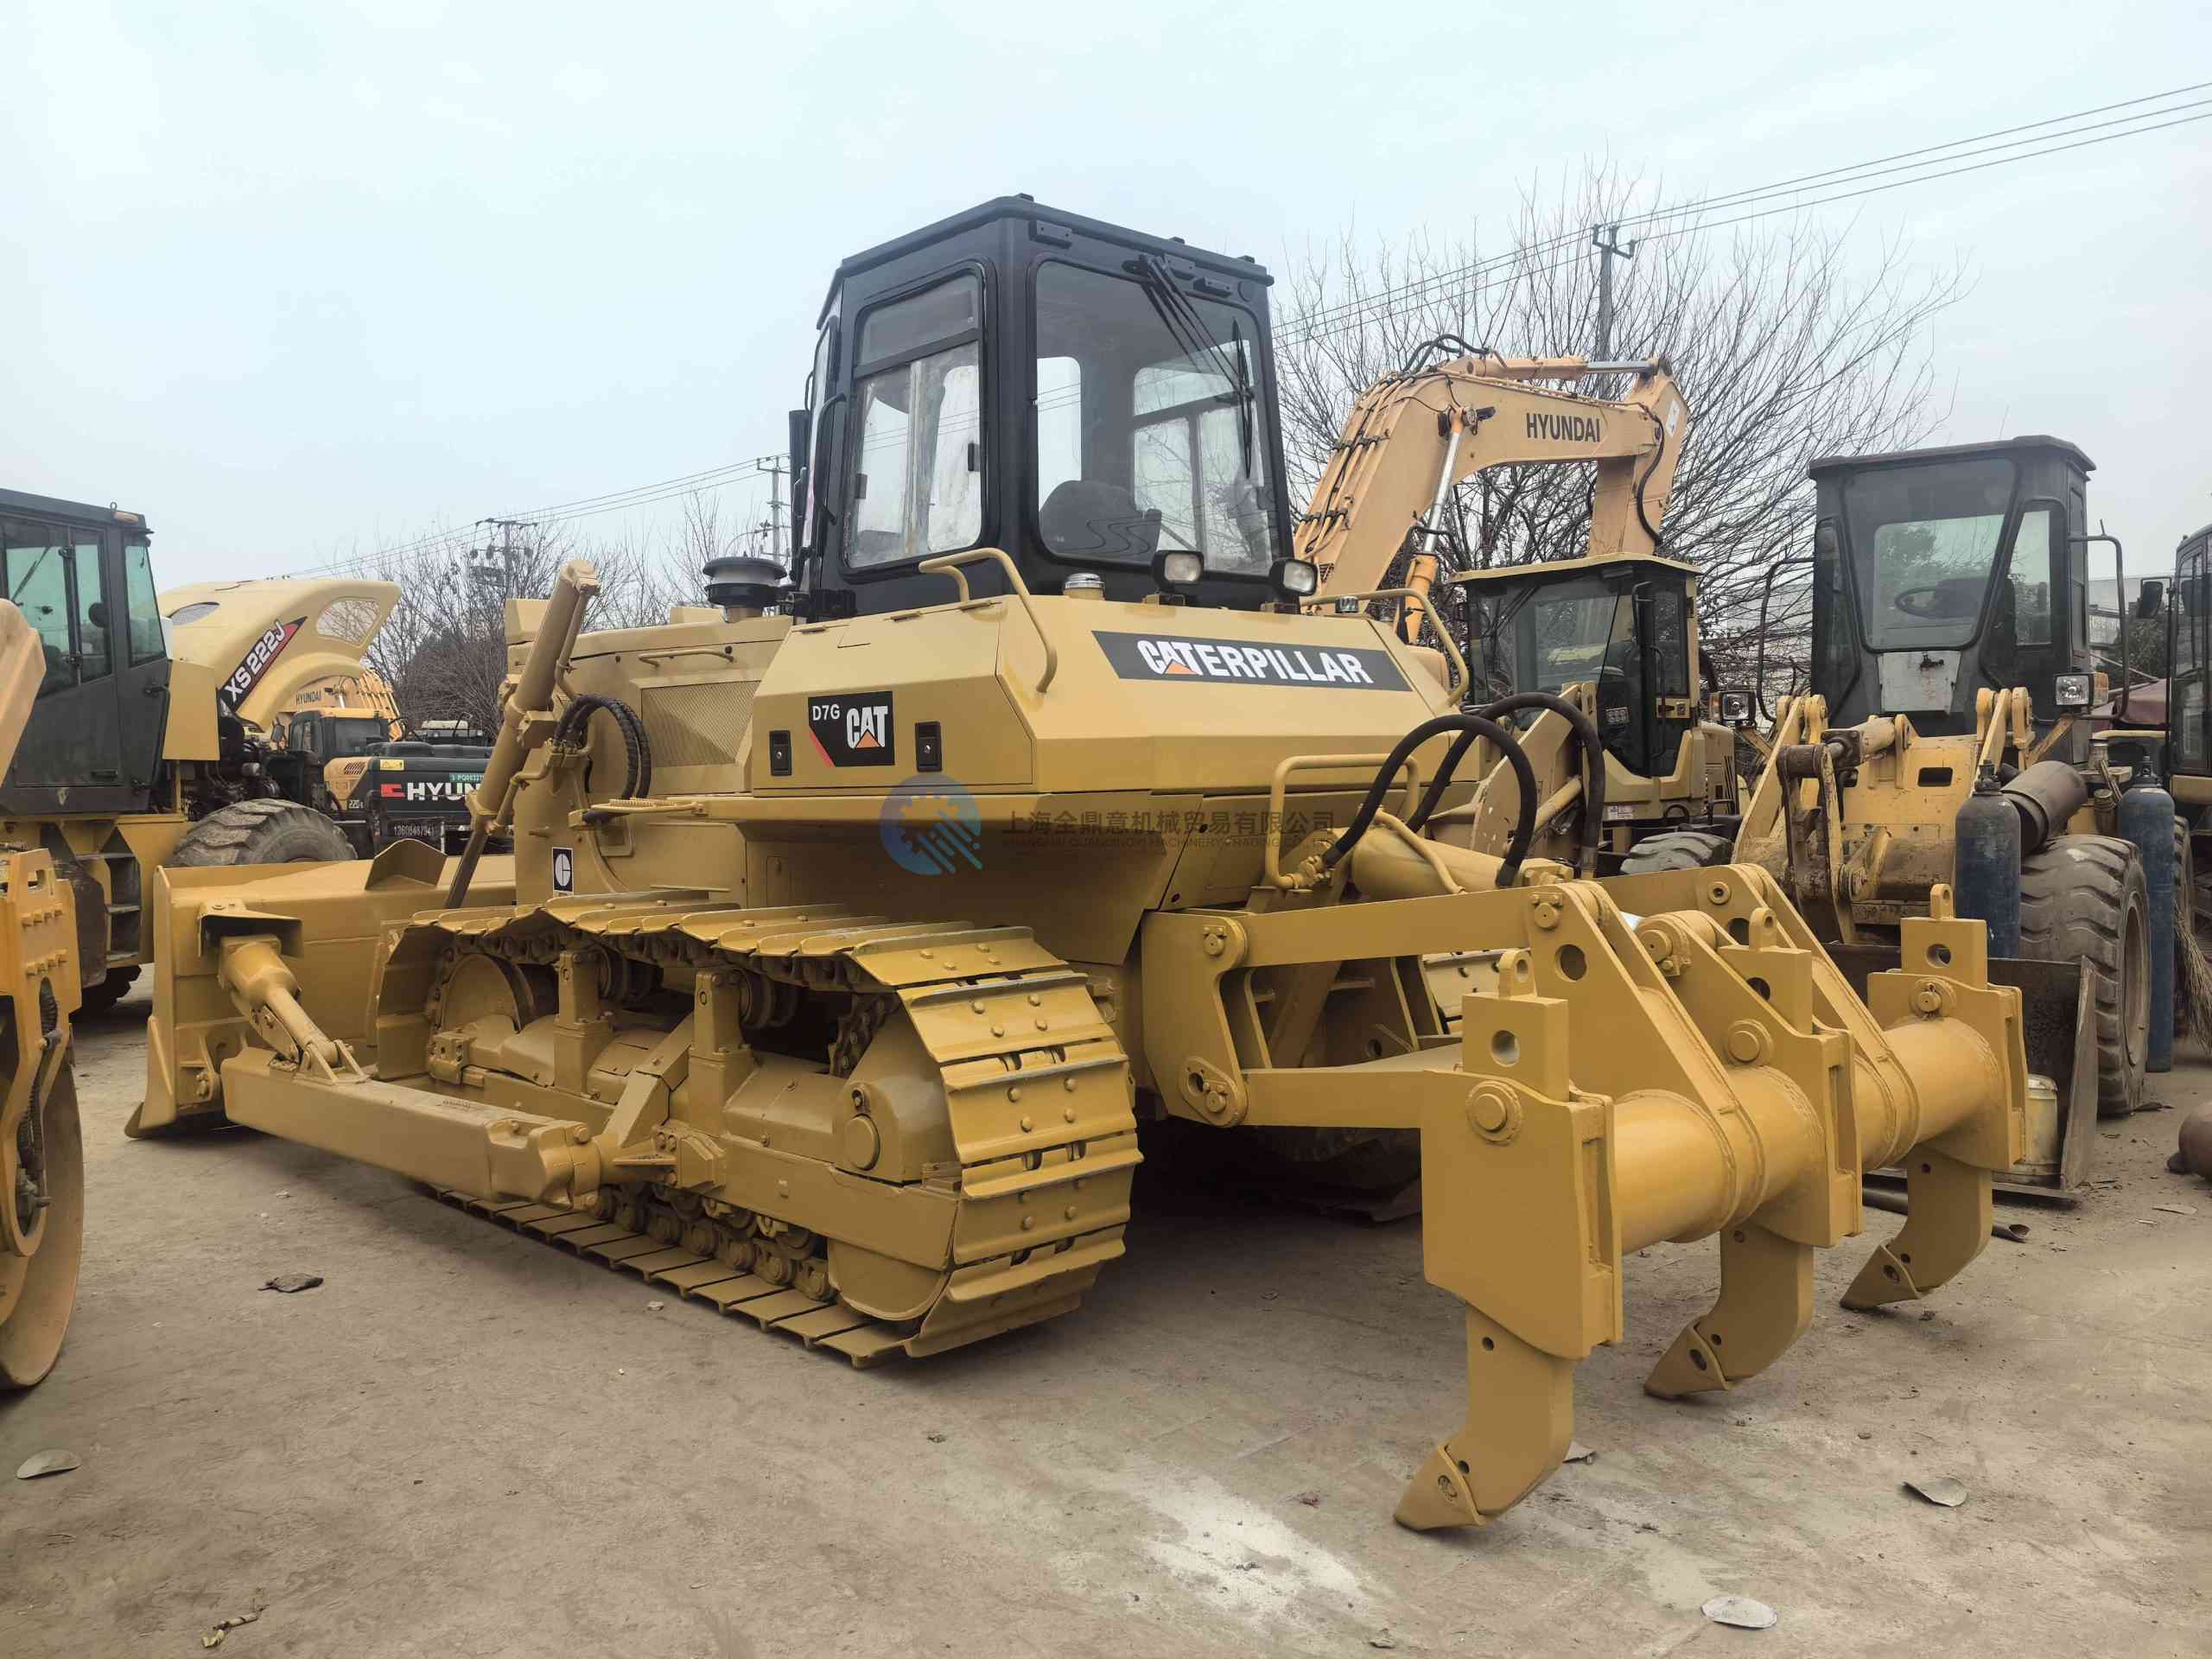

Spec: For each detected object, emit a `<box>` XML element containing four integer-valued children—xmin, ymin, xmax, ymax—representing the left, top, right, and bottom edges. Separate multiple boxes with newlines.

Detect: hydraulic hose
<box><xmin>554</xmin><ymin>694</ymin><xmax>654</xmax><ymax>800</ymax></box>
<box><xmin>1322</xmin><ymin>714</ymin><xmax>1537</xmax><ymax>889</ymax></box>
<box><xmin>1406</xmin><ymin>692</ymin><xmax>1608</xmax><ymax>876</ymax></box>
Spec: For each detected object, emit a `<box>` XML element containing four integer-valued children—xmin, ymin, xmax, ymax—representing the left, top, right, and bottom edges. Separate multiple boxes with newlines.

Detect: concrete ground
<box><xmin>3</xmin><ymin>993</ymin><xmax>2209</xmax><ymax>1658</ymax></box>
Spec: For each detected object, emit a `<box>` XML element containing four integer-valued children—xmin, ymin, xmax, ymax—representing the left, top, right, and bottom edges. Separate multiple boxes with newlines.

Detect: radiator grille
<box><xmin>640</xmin><ymin>679</ymin><xmax>754</xmax><ymax>770</ymax></box>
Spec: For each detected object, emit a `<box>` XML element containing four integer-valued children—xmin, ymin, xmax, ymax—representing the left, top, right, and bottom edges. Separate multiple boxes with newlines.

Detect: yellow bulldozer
<box><xmin>138</xmin><ymin>199</ymin><xmax>2033</xmax><ymax>1532</ymax></box>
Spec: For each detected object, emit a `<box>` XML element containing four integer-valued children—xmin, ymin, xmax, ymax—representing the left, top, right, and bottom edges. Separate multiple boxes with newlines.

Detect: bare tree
<box><xmin>341</xmin><ymin>517</ymin><xmax>700</xmax><ymax>733</ymax></box>
<box><xmin>1275</xmin><ymin>165</ymin><xmax>1968</xmax><ymax>707</ymax></box>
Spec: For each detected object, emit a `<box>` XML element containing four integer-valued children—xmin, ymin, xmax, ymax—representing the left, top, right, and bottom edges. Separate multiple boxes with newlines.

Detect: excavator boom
<box><xmin>1301</xmin><ymin>355</ymin><xmax>1690</xmax><ymax>613</ymax></box>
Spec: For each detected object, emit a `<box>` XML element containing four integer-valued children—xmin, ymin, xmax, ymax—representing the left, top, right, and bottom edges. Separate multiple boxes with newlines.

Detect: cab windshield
<box><xmin>1842</xmin><ymin>457</ymin><xmax>2022</xmax><ymax>649</ymax></box>
<box><xmin>1033</xmin><ymin>261</ymin><xmax>1279</xmax><ymax>575</ymax></box>
<box><xmin>325</xmin><ymin>715</ymin><xmax>386</xmax><ymax>757</ymax></box>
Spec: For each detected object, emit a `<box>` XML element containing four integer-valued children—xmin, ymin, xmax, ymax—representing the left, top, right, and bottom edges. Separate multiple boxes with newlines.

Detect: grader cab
<box><xmin>139</xmin><ymin>199</ymin><xmax>2033</xmax><ymax>1532</ymax></box>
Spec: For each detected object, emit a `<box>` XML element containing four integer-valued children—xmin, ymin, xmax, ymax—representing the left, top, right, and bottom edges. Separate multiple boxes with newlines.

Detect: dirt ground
<box><xmin>3</xmin><ymin>993</ymin><xmax>2209</xmax><ymax>1657</ymax></box>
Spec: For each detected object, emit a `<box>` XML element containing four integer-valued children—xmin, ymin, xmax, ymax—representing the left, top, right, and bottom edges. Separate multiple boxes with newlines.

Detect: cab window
<box><xmin>847</xmin><ymin>274</ymin><xmax>983</xmax><ymax>569</ymax></box>
<box><xmin>73</xmin><ymin>533</ymin><xmax>111</xmax><ymax>681</ymax></box>
<box><xmin>124</xmin><ymin>537</ymin><xmax>166</xmax><ymax>663</ymax></box>
<box><xmin>1</xmin><ymin>521</ymin><xmax>74</xmax><ymax>696</ymax></box>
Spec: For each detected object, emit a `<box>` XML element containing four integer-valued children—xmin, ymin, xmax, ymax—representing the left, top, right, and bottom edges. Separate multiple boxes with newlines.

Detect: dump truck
<box><xmin>139</xmin><ymin>198</ymin><xmax>2032</xmax><ymax>1532</ymax></box>
<box><xmin>0</xmin><ymin>595</ymin><xmax>86</xmax><ymax>1389</ymax></box>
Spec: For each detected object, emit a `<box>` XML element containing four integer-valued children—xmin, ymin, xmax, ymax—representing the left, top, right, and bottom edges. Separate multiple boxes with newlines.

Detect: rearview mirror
<box><xmin>2134</xmin><ymin>578</ymin><xmax>2165</xmax><ymax>619</ymax></box>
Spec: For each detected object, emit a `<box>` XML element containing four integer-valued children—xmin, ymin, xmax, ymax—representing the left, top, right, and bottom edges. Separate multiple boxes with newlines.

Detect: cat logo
<box><xmin>807</xmin><ymin>692</ymin><xmax>896</xmax><ymax>767</ymax></box>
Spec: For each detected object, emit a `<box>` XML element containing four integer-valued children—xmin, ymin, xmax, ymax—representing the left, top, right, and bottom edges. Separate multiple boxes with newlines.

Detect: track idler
<box><xmin>1392</xmin><ymin>869</ymin><xmax>2022</xmax><ymax>1531</ymax></box>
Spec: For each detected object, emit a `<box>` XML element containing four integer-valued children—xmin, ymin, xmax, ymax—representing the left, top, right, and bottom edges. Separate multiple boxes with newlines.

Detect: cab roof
<box><xmin>0</xmin><ymin>486</ymin><xmax>149</xmax><ymax>531</ymax></box>
<box><xmin>821</xmin><ymin>195</ymin><xmax>1269</xmax><ymax>325</ymax></box>
<box><xmin>1809</xmin><ymin>435</ymin><xmax>2094</xmax><ymax>476</ymax></box>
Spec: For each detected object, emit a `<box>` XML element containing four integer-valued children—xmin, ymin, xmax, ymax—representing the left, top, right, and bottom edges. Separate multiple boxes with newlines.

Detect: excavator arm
<box><xmin>1300</xmin><ymin>355</ymin><xmax>1690</xmax><ymax>636</ymax></box>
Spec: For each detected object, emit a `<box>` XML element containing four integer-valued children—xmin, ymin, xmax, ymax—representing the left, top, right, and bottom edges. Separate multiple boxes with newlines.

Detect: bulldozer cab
<box><xmin>0</xmin><ymin>488</ymin><xmax>172</xmax><ymax>817</ymax></box>
<box><xmin>1808</xmin><ymin>436</ymin><xmax>2094</xmax><ymax>756</ymax></box>
<box><xmin>788</xmin><ymin>197</ymin><xmax>1297</xmax><ymax>619</ymax></box>
<box><xmin>1460</xmin><ymin>552</ymin><xmax>1700</xmax><ymax>779</ymax></box>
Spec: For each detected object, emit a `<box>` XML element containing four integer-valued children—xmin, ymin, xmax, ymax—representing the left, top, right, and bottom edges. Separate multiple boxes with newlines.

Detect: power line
<box><xmin>1273</xmin><ymin>81</ymin><xmax>2212</xmax><ymax>346</ymax></box>
<box><xmin>1277</xmin><ymin>100</ymin><xmax>2212</xmax><ymax>351</ymax></box>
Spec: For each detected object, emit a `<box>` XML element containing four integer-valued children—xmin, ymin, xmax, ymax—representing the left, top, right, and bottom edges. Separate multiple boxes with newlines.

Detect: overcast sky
<box><xmin>3</xmin><ymin>2</ymin><xmax>2207</xmax><ymax>592</ymax></box>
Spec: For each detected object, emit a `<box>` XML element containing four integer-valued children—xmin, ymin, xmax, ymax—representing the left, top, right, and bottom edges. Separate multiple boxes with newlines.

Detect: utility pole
<box><xmin>753</xmin><ymin>455</ymin><xmax>789</xmax><ymax>568</ymax></box>
<box><xmin>1591</xmin><ymin>223</ymin><xmax>1637</xmax><ymax>359</ymax></box>
<box><xmin>469</xmin><ymin>518</ymin><xmax>537</xmax><ymax>628</ymax></box>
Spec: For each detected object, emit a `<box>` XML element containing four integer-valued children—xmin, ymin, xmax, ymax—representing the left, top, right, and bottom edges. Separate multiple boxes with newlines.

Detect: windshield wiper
<box><xmin>1129</xmin><ymin>256</ymin><xmax>1255</xmax><ymax>477</ymax></box>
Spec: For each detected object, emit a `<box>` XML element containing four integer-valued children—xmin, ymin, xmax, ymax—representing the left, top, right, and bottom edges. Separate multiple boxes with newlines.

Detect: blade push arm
<box><xmin>1301</xmin><ymin>357</ymin><xmax>1691</xmax><ymax>621</ymax></box>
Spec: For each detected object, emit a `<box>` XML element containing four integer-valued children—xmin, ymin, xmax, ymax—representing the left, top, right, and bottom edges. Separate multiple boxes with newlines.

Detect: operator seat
<box><xmin>1039</xmin><ymin>480</ymin><xmax>1164</xmax><ymax>562</ymax></box>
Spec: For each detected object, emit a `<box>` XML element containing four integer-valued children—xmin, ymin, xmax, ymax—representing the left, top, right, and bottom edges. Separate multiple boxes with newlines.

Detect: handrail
<box><xmin>919</xmin><ymin>548</ymin><xmax>1058</xmax><ymax>695</ymax></box>
<box><xmin>1264</xmin><ymin>751</ymin><xmax>1422</xmax><ymax>889</ymax></box>
<box><xmin>1300</xmin><ymin>586</ymin><xmax>1468</xmax><ymax>702</ymax></box>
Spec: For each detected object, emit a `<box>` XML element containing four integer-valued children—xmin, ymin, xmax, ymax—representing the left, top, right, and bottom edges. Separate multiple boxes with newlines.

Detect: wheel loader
<box><xmin>1729</xmin><ymin>437</ymin><xmax>2182</xmax><ymax>1149</ymax></box>
<box><xmin>140</xmin><ymin>198</ymin><xmax>2032</xmax><ymax>1533</ymax></box>
<box><xmin>0</xmin><ymin>595</ymin><xmax>89</xmax><ymax>1390</ymax></box>
<box><xmin>1367</xmin><ymin>433</ymin><xmax>2125</xmax><ymax>1190</ymax></box>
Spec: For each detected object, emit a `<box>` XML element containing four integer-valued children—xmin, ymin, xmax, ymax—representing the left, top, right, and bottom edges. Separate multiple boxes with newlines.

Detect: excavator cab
<box><xmin>785</xmin><ymin>197</ymin><xmax>1300</xmax><ymax>619</ymax></box>
<box><xmin>1461</xmin><ymin>553</ymin><xmax>1700</xmax><ymax>779</ymax></box>
<box><xmin>1808</xmin><ymin>436</ymin><xmax>2095</xmax><ymax>760</ymax></box>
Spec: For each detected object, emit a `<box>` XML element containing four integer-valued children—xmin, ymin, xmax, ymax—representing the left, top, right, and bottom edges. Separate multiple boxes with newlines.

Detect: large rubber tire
<box><xmin>170</xmin><ymin>798</ymin><xmax>357</xmax><ymax>868</ymax></box>
<box><xmin>1</xmin><ymin>1065</ymin><xmax>82</xmax><ymax>1390</ymax></box>
<box><xmin>2020</xmin><ymin>834</ymin><xmax>2149</xmax><ymax>1118</ymax></box>
<box><xmin>1619</xmin><ymin>829</ymin><xmax>1737</xmax><ymax>874</ymax></box>
<box><xmin>79</xmin><ymin>965</ymin><xmax>141</xmax><ymax>1016</ymax></box>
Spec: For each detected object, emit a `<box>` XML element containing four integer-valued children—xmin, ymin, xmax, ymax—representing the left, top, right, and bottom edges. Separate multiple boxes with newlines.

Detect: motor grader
<box><xmin>139</xmin><ymin>198</ymin><xmax>2032</xmax><ymax>1532</ymax></box>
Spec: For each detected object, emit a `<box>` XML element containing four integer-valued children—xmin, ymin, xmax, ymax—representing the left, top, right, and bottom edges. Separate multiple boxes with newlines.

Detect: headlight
<box><xmin>1718</xmin><ymin>690</ymin><xmax>1753</xmax><ymax>724</ymax></box>
<box><xmin>1153</xmin><ymin>550</ymin><xmax>1203</xmax><ymax>591</ymax></box>
<box><xmin>1269</xmin><ymin>557</ymin><xmax>1319</xmax><ymax>599</ymax></box>
<box><xmin>2054</xmin><ymin>672</ymin><xmax>2091</xmax><ymax>711</ymax></box>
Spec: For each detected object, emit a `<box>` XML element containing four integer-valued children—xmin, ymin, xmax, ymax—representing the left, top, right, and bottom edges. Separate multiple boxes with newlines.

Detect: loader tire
<box><xmin>2019</xmin><ymin>834</ymin><xmax>2149</xmax><ymax>1118</ymax></box>
<box><xmin>170</xmin><ymin>799</ymin><xmax>357</xmax><ymax>868</ymax></box>
<box><xmin>79</xmin><ymin>966</ymin><xmax>140</xmax><ymax>1016</ymax></box>
<box><xmin>1619</xmin><ymin>829</ymin><xmax>1737</xmax><ymax>874</ymax></box>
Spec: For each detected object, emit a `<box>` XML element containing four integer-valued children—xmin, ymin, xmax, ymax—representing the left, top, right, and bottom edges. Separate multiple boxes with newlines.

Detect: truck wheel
<box><xmin>79</xmin><ymin>966</ymin><xmax>141</xmax><ymax>1016</ymax></box>
<box><xmin>1619</xmin><ymin>830</ymin><xmax>1737</xmax><ymax>874</ymax></box>
<box><xmin>2019</xmin><ymin>834</ymin><xmax>2149</xmax><ymax>1117</ymax></box>
<box><xmin>171</xmin><ymin>799</ymin><xmax>357</xmax><ymax>868</ymax></box>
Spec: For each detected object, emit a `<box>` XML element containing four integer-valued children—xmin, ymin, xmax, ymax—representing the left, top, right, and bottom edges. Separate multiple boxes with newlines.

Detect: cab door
<box><xmin>2171</xmin><ymin>537</ymin><xmax>2210</xmax><ymax>782</ymax></box>
<box><xmin>113</xmin><ymin>531</ymin><xmax>173</xmax><ymax>804</ymax></box>
<box><xmin>0</xmin><ymin>515</ymin><xmax>130</xmax><ymax>811</ymax></box>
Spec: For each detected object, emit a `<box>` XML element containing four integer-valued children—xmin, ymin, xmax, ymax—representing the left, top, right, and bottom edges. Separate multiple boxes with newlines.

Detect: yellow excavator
<box><xmin>1299</xmin><ymin>350</ymin><xmax>1740</xmax><ymax>872</ymax></box>
<box><xmin>137</xmin><ymin>199</ymin><xmax>2031</xmax><ymax>1532</ymax></box>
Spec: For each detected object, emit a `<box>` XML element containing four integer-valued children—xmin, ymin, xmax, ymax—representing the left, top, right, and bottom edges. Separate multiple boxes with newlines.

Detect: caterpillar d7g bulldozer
<box><xmin>140</xmin><ymin>199</ymin><xmax>2031</xmax><ymax>1532</ymax></box>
